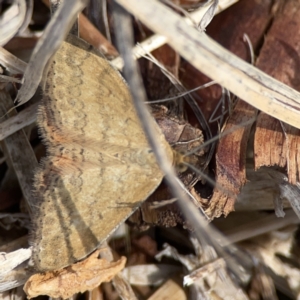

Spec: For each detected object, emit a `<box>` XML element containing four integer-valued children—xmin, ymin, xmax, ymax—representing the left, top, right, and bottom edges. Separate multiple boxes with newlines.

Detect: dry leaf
<box><xmin>23</xmin><ymin>249</ymin><xmax>126</xmax><ymax>299</ymax></box>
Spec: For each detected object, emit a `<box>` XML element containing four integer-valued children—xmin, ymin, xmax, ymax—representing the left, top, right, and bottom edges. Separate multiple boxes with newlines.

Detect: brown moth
<box><xmin>31</xmin><ymin>35</ymin><xmax>173</xmax><ymax>271</ymax></box>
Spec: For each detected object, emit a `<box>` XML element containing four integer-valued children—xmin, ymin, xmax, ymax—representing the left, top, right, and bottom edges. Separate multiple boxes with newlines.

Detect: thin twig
<box><xmin>112</xmin><ymin>1</ymin><xmax>252</xmax><ymax>284</ymax></box>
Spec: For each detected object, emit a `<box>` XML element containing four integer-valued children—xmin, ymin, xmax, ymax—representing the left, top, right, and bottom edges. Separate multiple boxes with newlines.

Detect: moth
<box><xmin>30</xmin><ymin>35</ymin><xmax>173</xmax><ymax>271</ymax></box>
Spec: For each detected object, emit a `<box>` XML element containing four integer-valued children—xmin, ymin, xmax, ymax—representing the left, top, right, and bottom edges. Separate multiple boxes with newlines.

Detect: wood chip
<box><xmin>23</xmin><ymin>249</ymin><xmax>126</xmax><ymax>299</ymax></box>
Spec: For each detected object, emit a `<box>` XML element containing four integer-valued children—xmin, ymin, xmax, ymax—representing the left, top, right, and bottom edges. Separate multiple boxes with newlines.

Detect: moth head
<box><xmin>173</xmin><ymin>150</ymin><xmax>190</xmax><ymax>173</ymax></box>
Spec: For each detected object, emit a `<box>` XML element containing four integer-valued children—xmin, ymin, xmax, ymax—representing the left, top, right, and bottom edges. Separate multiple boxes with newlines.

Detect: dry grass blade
<box><xmin>0</xmin><ymin>0</ymin><xmax>26</xmax><ymax>46</ymax></box>
<box><xmin>221</xmin><ymin>209</ymin><xmax>299</xmax><ymax>246</ymax></box>
<box><xmin>198</xmin><ymin>0</ymin><xmax>219</xmax><ymax>31</ymax></box>
<box><xmin>14</xmin><ymin>0</ymin><xmax>88</xmax><ymax>106</ymax></box>
<box><xmin>42</xmin><ymin>0</ymin><xmax>119</xmax><ymax>57</ymax></box>
<box><xmin>0</xmin><ymin>47</ymin><xmax>27</xmax><ymax>74</ymax></box>
<box><xmin>0</xmin><ymin>90</ymin><xmax>38</xmax><ymax>216</ymax></box>
<box><xmin>116</xmin><ymin>0</ymin><xmax>300</xmax><ymax>129</ymax></box>
<box><xmin>0</xmin><ymin>236</ymin><xmax>33</xmax><ymax>292</ymax></box>
<box><xmin>0</xmin><ymin>248</ymin><xmax>31</xmax><ymax>277</ymax></box>
<box><xmin>0</xmin><ymin>102</ymin><xmax>37</xmax><ymax>141</ymax></box>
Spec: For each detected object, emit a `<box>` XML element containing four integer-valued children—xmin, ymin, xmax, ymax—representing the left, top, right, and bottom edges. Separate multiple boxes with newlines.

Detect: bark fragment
<box><xmin>206</xmin><ymin>101</ymin><xmax>256</xmax><ymax>218</ymax></box>
<box><xmin>254</xmin><ymin>0</ymin><xmax>300</xmax><ymax>185</ymax></box>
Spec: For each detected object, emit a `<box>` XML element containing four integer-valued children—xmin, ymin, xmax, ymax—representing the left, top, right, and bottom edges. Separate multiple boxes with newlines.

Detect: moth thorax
<box><xmin>173</xmin><ymin>150</ymin><xmax>189</xmax><ymax>173</ymax></box>
<box><xmin>173</xmin><ymin>150</ymin><xmax>197</xmax><ymax>173</ymax></box>
<box><xmin>133</xmin><ymin>148</ymin><xmax>157</xmax><ymax>166</ymax></box>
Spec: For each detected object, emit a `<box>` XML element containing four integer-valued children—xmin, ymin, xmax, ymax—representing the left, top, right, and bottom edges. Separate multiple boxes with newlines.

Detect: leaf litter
<box><xmin>0</xmin><ymin>0</ymin><xmax>297</xmax><ymax>299</ymax></box>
